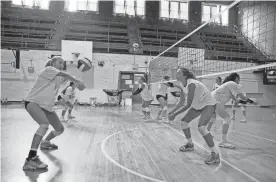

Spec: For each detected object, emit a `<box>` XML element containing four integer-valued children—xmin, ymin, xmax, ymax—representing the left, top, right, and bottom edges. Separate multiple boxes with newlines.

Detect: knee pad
<box><xmin>163</xmin><ymin>106</ymin><xmax>168</xmax><ymax>111</ymax></box>
<box><xmin>36</xmin><ymin>124</ymin><xmax>49</xmax><ymax>137</ymax></box>
<box><xmin>145</xmin><ymin>107</ymin><xmax>150</xmax><ymax>112</ymax></box>
<box><xmin>241</xmin><ymin>106</ymin><xmax>246</xmax><ymax>112</ymax></box>
<box><xmin>198</xmin><ymin>126</ymin><xmax>209</xmax><ymax>136</ymax></box>
<box><xmin>223</xmin><ymin>118</ymin><xmax>232</xmax><ymax>125</ymax></box>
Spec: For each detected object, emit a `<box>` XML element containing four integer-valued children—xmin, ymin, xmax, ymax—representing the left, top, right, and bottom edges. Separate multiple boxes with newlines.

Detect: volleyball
<box><xmin>77</xmin><ymin>82</ymin><xmax>85</xmax><ymax>91</ymax></box>
<box><xmin>77</xmin><ymin>57</ymin><xmax>92</xmax><ymax>72</ymax></box>
<box><xmin>98</xmin><ymin>61</ymin><xmax>105</xmax><ymax>67</ymax></box>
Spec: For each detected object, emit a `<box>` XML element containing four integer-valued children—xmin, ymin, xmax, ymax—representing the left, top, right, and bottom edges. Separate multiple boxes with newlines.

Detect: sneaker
<box><xmin>60</xmin><ymin>116</ymin><xmax>67</xmax><ymax>122</ymax></box>
<box><xmin>68</xmin><ymin>115</ymin><xmax>75</xmax><ymax>119</ymax></box>
<box><xmin>179</xmin><ymin>143</ymin><xmax>194</xmax><ymax>152</ymax></box>
<box><xmin>204</xmin><ymin>152</ymin><xmax>220</xmax><ymax>165</ymax></box>
<box><xmin>23</xmin><ymin>156</ymin><xmax>48</xmax><ymax>171</ymax></box>
<box><xmin>240</xmin><ymin>118</ymin><xmax>247</xmax><ymax>123</ymax></box>
<box><xmin>218</xmin><ymin>141</ymin><xmax>235</xmax><ymax>149</ymax></box>
<box><xmin>40</xmin><ymin>141</ymin><xmax>58</xmax><ymax>150</ymax></box>
<box><xmin>141</xmin><ymin>115</ymin><xmax>147</xmax><ymax>119</ymax></box>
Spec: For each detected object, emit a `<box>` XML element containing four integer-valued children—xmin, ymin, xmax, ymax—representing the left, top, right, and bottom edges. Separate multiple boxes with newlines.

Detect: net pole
<box><xmin>151</xmin><ymin>62</ymin><xmax>276</xmax><ymax>84</ymax></box>
<box><xmin>148</xmin><ymin>0</ymin><xmax>242</xmax><ymax>65</ymax></box>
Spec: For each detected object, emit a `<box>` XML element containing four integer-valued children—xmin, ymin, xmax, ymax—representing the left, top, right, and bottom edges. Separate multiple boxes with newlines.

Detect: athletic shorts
<box><xmin>156</xmin><ymin>94</ymin><xmax>168</xmax><ymax>101</ymax></box>
<box><xmin>57</xmin><ymin>95</ymin><xmax>63</xmax><ymax>101</ymax></box>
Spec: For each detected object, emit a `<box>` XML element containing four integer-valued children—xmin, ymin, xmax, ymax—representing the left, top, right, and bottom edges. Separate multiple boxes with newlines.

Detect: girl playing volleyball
<box><xmin>132</xmin><ymin>76</ymin><xmax>154</xmax><ymax>121</ymax></box>
<box><xmin>231</xmin><ymin>84</ymin><xmax>247</xmax><ymax>123</ymax></box>
<box><xmin>168</xmin><ymin>67</ymin><xmax>220</xmax><ymax>164</ymax></box>
<box><xmin>23</xmin><ymin>56</ymin><xmax>85</xmax><ymax>171</ymax></box>
<box><xmin>155</xmin><ymin>76</ymin><xmax>171</xmax><ymax>122</ymax></box>
<box><xmin>57</xmin><ymin>81</ymin><xmax>77</xmax><ymax>122</ymax></box>
<box><xmin>207</xmin><ymin>73</ymin><xmax>257</xmax><ymax>149</ymax></box>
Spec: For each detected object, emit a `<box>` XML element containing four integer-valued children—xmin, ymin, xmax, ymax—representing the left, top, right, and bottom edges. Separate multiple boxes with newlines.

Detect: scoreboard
<box><xmin>263</xmin><ymin>66</ymin><xmax>276</xmax><ymax>85</ymax></box>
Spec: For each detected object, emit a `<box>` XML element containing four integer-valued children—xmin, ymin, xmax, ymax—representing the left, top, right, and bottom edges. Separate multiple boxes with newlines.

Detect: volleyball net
<box><xmin>148</xmin><ymin>0</ymin><xmax>276</xmax><ymax>106</ymax></box>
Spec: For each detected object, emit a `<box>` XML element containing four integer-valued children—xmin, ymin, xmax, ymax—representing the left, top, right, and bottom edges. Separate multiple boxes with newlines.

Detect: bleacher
<box><xmin>198</xmin><ymin>24</ymin><xmax>268</xmax><ymax>62</ymax></box>
<box><xmin>1</xmin><ymin>7</ymin><xmax>60</xmax><ymax>50</ymax></box>
<box><xmin>1</xmin><ymin>6</ymin><xmax>271</xmax><ymax>62</ymax></box>
<box><xmin>64</xmin><ymin>13</ymin><xmax>130</xmax><ymax>53</ymax></box>
<box><xmin>137</xmin><ymin>19</ymin><xmax>199</xmax><ymax>57</ymax></box>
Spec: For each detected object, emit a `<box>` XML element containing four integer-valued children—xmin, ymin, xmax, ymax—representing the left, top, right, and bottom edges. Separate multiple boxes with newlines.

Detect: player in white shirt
<box><xmin>155</xmin><ymin>76</ymin><xmax>174</xmax><ymax>122</ymax></box>
<box><xmin>207</xmin><ymin>73</ymin><xmax>257</xmax><ymax>149</ymax></box>
<box><xmin>23</xmin><ymin>56</ymin><xmax>85</xmax><ymax>171</ymax></box>
<box><xmin>132</xmin><ymin>76</ymin><xmax>154</xmax><ymax>120</ymax></box>
<box><xmin>212</xmin><ymin>76</ymin><xmax>222</xmax><ymax>90</ymax></box>
<box><xmin>231</xmin><ymin>84</ymin><xmax>247</xmax><ymax>123</ymax></box>
<box><xmin>57</xmin><ymin>82</ymin><xmax>77</xmax><ymax>121</ymax></box>
<box><xmin>168</xmin><ymin>67</ymin><xmax>220</xmax><ymax>165</ymax></box>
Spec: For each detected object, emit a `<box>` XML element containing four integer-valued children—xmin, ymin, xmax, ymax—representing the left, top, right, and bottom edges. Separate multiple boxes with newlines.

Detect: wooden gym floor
<box><xmin>1</xmin><ymin>104</ymin><xmax>276</xmax><ymax>182</ymax></box>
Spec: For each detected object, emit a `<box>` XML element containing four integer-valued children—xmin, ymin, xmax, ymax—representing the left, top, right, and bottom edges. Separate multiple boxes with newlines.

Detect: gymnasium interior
<box><xmin>1</xmin><ymin>0</ymin><xmax>276</xmax><ymax>182</ymax></box>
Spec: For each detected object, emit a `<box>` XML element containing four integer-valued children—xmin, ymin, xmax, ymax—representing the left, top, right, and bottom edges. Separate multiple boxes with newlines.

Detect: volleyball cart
<box><xmin>103</xmin><ymin>89</ymin><xmax>127</xmax><ymax>106</ymax></box>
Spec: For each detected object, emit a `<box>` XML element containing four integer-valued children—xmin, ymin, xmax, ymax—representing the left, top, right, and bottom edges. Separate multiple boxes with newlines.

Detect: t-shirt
<box><xmin>25</xmin><ymin>66</ymin><xmax>67</xmax><ymax>111</ymax></box>
<box><xmin>139</xmin><ymin>82</ymin><xmax>153</xmax><ymax>101</ymax></box>
<box><xmin>212</xmin><ymin>81</ymin><xmax>242</xmax><ymax>105</ymax></box>
<box><xmin>183</xmin><ymin>79</ymin><xmax>216</xmax><ymax>110</ymax></box>
<box><xmin>156</xmin><ymin>81</ymin><xmax>168</xmax><ymax>96</ymax></box>
<box><xmin>61</xmin><ymin>86</ymin><xmax>75</xmax><ymax>101</ymax></box>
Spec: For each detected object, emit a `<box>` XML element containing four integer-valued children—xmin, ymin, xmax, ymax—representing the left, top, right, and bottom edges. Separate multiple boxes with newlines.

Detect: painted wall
<box><xmin>1</xmin><ymin>49</ymin><xmax>153</xmax><ymax>103</ymax></box>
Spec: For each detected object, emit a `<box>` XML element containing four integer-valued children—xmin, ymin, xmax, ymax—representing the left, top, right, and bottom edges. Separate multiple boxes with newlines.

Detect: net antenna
<box><xmin>148</xmin><ymin>0</ymin><xmax>242</xmax><ymax>65</ymax></box>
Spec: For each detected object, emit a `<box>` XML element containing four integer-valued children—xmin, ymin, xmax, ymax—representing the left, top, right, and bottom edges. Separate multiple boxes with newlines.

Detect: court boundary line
<box><xmin>272</xmin><ymin>113</ymin><xmax>276</xmax><ymax>119</ymax></box>
<box><xmin>233</xmin><ymin>130</ymin><xmax>276</xmax><ymax>144</ymax></box>
<box><xmin>101</xmin><ymin>123</ymin><xmax>261</xmax><ymax>182</ymax></box>
<box><xmin>162</xmin><ymin>123</ymin><xmax>261</xmax><ymax>182</ymax></box>
<box><xmin>101</xmin><ymin>126</ymin><xmax>167</xmax><ymax>182</ymax></box>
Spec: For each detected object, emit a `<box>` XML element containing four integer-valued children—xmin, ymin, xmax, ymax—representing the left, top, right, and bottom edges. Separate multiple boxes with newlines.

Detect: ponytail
<box><xmin>223</xmin><ymin>73</ymin><xmax>240</xmax><ymax>84</ymax></box>
<box><xmin>179</xmin><ymin>67</ymin><xmax>197</xmax><ymax>80</ymax></box>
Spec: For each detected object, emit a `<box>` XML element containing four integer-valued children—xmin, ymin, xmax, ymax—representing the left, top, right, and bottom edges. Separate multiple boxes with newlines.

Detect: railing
<box><xmin>45</xmin><ymin>9</ymin><xmax>68</xmax><ymax>49</ymax></box>
<box><xmin>190</xmin><ymin>21</ymin><xmax>212</xmax><ymax>51</ymax></box>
